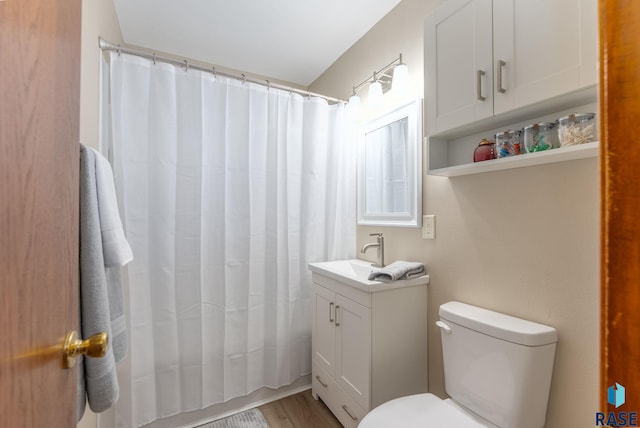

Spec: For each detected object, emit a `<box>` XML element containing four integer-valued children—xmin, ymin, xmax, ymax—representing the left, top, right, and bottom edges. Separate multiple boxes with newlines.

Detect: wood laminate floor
<box><xmin>258</xmin><ymin>390</ymin><xmax>343</xmax><ymax>428</ymax></box>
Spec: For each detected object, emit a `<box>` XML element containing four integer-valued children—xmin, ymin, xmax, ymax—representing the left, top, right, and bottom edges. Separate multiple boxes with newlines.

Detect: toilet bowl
<box><xmin>359</xmin><ymin>301</ymin><xmax>558</xmax><ymax>428</ymax></box>
<box><xmin>359</xmin><ymin>393</ymin><xmax>498</xmax><ymax>427</ymax></box>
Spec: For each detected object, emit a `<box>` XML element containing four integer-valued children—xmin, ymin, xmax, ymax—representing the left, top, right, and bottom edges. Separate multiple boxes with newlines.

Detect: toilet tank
<box><xmin>438</xmin><ymin>302</ymin><xmax>558</xmax><ymax>428</ymax></box>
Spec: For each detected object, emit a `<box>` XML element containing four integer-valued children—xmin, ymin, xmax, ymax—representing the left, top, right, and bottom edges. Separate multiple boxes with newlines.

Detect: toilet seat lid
<box><xmin>359</xmin><ymin>393</ymin><xmax>494</xmax><ymax>428</ymax></box>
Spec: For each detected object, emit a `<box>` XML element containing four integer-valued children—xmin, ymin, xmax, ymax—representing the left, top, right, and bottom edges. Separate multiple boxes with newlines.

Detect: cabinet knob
<box><xmin>476</xmin><ymin>69</ymin><xmax>486</xmax><ymax>101</ymax></box>
<box><xmin>497</xmin><ymin>60</ymin><xmax>507</xmax><ymax>93</ymax></box>
<box><xmin>315</xmin><ymin>375</ymin><xmax>328</xmax><ymax>388</ymax></box>
<box><xmin>342</xmin><ymin>405</ymin><xmax>358</xmax><ymax>421</ymax></box>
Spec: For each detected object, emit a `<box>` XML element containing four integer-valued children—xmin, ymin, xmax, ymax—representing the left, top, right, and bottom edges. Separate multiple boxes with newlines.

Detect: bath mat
<box><xmin>194</xmin><ymin>408</ymin><xmax>268</xmax><ymax>428</ymax></box>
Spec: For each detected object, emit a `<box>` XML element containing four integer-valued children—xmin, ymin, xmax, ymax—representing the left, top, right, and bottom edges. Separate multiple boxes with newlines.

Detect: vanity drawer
<box><xmin>312</xmin><ymin>361</ymin><xmax>367</xmax><ymax>428</ymax></box>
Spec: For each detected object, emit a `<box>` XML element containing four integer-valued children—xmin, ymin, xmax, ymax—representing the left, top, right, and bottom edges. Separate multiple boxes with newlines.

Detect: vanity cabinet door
<box><xmin>313</xmin><ymin>284</ymin><xmax>336</xmax><ymax>377</ymax></box>
<box><xmin>492</xmin><ymin>0</ymin><xmax>598</xmax><ymax>115</ymax></box>
<box><xmin>335</xmin><ymin>294</ymin><xmax>371</xmax><ymax>411</ymax></box>
<box><xmin>425</xmin><ymin>0</ymin><xmax>493</xmax><ymax>134</ymax></box>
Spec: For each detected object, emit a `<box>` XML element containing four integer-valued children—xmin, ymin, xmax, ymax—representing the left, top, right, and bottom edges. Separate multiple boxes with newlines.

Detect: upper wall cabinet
<box><xmin>425</xmin><ymin>0</ymin><xmax>494</xmax><ymax>133</ymax></box>
<box><xmin>425</xmin><ymin>0</ymin><xmax>598</xmax><ymax>136</ymax></box>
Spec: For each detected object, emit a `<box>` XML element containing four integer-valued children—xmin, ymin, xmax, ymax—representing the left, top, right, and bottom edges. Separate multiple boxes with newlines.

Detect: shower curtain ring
<box><xmin>241</xmin><ymin>74</ymin><xmax>246</xmax><ymax>85</ymax></box>
<box><xmin>212</xmin><ymin>66</ymin><xmax>217</xmax><ymax>78</ymax></box>
<box><xmin>183</xmin><ymin>60</ymin><xmax>189</xmax><ymax>72</ymax></box>
<box><xmin>266</xmin><ymin>80</ymin><xmax>271</xmax><ymax>90</ymax></box>
<box><xmin>117</xmin><ymin>45</ymin><xmax>122</xmax><ymax>56</ymax></box>
<box><xmin>152</xmin><ymin>53</ymin><xmax>156</xmax><ymax>65</ymax></box>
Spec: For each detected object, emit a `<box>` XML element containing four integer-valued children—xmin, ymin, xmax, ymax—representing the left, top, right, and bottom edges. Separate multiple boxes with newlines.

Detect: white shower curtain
<box><xmin>106</xmin><ymin>53</ymin><xmax>355</xmax><ymax>427</ymax></box>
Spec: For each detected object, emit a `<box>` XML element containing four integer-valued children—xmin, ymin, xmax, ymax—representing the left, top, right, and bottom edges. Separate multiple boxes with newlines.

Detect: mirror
<box><xmin>358</xmin><ymin>99</ymin><xmax>422</xmax><ymax>227</ymax></box>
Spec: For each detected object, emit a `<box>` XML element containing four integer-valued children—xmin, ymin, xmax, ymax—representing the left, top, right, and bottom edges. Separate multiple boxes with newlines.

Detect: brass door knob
<box><xmin>63</xmin><ymin>330</ymin><xmax>109</xmax><ymax>368</ymax></box>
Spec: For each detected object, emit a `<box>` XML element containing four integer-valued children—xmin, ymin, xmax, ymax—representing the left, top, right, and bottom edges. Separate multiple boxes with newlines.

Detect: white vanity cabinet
<box><xmin>425</xmin><ymin>0</ymin><xmax>597</xmax><ymax>135</ymax></box>
<box><xmin>313</xmin><ymin>283</ymin><xmax>371</xmax><ymax>418</ymax></box>
<box><xmin>309</xmin><ymin>262</ymin><xmax>428</xmax><ymax>428</ymax></box>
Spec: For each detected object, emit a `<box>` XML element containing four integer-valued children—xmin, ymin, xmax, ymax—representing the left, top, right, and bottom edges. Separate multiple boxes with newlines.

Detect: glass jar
<box><xmin>473</xmin><ymin>139</ymin><xmax>496</xmax><ymax>162</ymax></box>
<box><xmin>557</xmin><ymin>113</ymin><xmax>596</xmax><ymax>147</ymax></box>
<box><xmin>523</xmin><ymin>122</ymin><xmax>557</xmax><ymax>153</ymax></box>
<box><xmin>495</xmin><ymin>130</ymin><xmax>523</xmax><ymax>158</ymax></box>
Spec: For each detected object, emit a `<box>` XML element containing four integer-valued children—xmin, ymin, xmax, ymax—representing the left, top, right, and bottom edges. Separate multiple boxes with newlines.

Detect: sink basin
<box><xmin>308</xmin><ymin>259</ymin><xmax>429</xmax><ymax>292</ymax></box>
<box><xmin>347</xmin><ymin>260</ymin><xmax>380</xmax><ymax>280</ymax></box>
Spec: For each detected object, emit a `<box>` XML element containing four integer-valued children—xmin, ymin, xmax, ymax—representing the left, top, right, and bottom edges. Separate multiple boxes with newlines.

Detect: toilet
<box><xmin>359</xmin><ymin>301</ymin><xmax>558</xmax><ymax>428</ymax></box>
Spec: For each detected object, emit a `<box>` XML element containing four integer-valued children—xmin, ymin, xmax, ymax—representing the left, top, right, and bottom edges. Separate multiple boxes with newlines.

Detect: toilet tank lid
<box><xmin>439</xmin><ymin>302</ymin><xmax>558</xmax><ymax>346</ymax></box>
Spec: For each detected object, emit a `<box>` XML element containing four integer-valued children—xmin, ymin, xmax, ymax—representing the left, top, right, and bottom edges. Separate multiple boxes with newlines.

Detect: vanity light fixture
<box><xmin>348</xmin><ymin>53</ymin><xmax>409</xmax><ymax>110</ymax></box>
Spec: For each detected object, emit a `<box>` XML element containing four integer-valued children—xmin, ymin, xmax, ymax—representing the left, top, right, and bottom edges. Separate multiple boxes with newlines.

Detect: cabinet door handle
<box><xmin>497</xmin><ymin>60</ymin><xmax>506</xmax><ymax>93</ymax></box>
<box><xmin>315</xmin><ymin>375</ymin><xmax>328</xmax><ymax>388</ymax></box>
<box><xmin>335</xmin><ymin>305</ymin><xmax>340</xmax><ymax>327</ymax></box>
<box><xmin>476</xmin><ymin>69</ymin><xmax>486</xmax><ymax>101</ymax></box>
<box><xmin>342</xmin><ymin>404</ymin><xmax>358</xmax><ymax>421</ymax></box>
<box><xmin>329</xmin><ymin>302</ymin><xmax>334</xmax><ymax>323</ymax></box>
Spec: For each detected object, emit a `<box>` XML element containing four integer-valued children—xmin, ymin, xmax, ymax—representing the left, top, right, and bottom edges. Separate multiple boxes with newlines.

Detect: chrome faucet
<box><xmin>361</xmin><ymin>233</ymin><xmax>385</xmax><ymax>268</ymax></box>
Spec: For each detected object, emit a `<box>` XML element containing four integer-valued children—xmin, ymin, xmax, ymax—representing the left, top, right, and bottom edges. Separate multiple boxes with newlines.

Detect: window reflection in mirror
<box><xmin>358</xmin><ymin>99</ymin><xmax>422</xmax><ymax>227</ymax></box>
<box><xmin>364</xmin><ymin>117</ymin><xmax>409</xmax><ymax>214</ymax></box>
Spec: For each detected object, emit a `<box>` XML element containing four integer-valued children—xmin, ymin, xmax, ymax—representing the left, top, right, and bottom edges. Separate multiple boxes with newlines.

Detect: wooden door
<box><xmin>313</xmin><ymin>283</ymin><xmax>337</xmax><ymax>377</ymax></box>
<box><xmin>0</xmin><ymin>0</ymin><xmax>81</xmax><ymax>426</ymax></box>
<box><xmin>600</xmin><ymin>0</ymin><xmax>640</xmax><ymax>411</ymax></box>
<box><xmin>335</xmin><ymin>294</ymin><xmax>371</xmax><ymax>411</ymax></box>
<box><xmin>493</xmin><ymin>0</ymin><xmax>598</xmax><ymax>114</ymax></box>
<box><xmin>425</xmin><ymin>0</ymin><xmax>493</xmax><ymax>134</ymax></box>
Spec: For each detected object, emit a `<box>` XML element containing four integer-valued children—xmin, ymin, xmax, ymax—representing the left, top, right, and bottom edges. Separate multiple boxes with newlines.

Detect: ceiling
<box><xmin>112</xmin><ymin>0</ymin><xmax>403</xmax><ymax>87</ymax></box>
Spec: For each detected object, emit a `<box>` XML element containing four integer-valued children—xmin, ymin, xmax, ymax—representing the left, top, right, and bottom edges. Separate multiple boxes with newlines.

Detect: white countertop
<box><xmin>308</xmin><ymin>259</ymin><xmax>429</xmax><ymax>293</ymax></box>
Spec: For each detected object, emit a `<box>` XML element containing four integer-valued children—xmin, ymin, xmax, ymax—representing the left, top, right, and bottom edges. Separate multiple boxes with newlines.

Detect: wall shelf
<box><xmin>428</xmin><ymin>141</ymin><xmax>599</xmax><ymax>177</ymax></box>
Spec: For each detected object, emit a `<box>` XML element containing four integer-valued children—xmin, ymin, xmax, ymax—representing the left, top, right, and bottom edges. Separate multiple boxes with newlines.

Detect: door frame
<box><xmin>599</xmin><ymin>0</ymin><xmax>640</xmax><ymax>411</ymax></box>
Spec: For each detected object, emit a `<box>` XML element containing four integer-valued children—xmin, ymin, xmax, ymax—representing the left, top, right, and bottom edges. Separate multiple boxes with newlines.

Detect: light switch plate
<box><xmin>422</xmin><ymin>215</ymin><xmax>435</xmax><ymax>239</ymax></box>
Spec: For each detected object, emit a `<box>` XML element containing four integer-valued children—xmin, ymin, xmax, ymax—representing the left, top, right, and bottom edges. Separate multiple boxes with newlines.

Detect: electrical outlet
<box><xmin>422</xmin><ymin>215</ymin><xmax>435</xmax><ymax>239</ymax></box>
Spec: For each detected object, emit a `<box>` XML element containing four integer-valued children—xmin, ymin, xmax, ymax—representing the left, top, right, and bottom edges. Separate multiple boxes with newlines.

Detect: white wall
<box><xmin>78</xmin><ymin>0</ymin><xmax>123</xmax><ymax>426</ymax></box>
<box><xmin>310</xmin><ymin>0</ymin><xmax>600</xmax><ymax>427</ymax></box>
<box><xmin>79</xmin><ymin>0</ymin><xmax>123</xmax><ymax>150</ymax></box>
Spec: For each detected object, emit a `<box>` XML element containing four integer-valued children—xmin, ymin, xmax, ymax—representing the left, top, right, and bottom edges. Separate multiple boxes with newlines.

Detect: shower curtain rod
<box><xmin>98</xmin><ymin>37</ymin><xmax>346</xmax><ymax>104</ymax></box>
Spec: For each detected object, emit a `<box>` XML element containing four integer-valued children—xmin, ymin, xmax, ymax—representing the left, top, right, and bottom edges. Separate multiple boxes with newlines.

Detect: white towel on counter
<box><xmin>367</xmin><ymin>260</ymin><xmax>426</xmax><ymax>282</ymax></box>
<box><xmin>78</xmin><ymin>145</ymin><xmax>132</xmax><ymax>420</ymax></box>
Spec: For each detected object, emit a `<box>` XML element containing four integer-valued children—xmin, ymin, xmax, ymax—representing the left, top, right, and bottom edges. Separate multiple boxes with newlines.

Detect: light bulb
<box><xmin>368</xmin><ymin>81</ymin><xmax>383</xmax><ymax>109</ymax></box>
<box><xmin>347</xmin><ymin>95</ymin><xmax>363</xmax><ymax>121</ymax></box>
<box><xmin>392</xmin><ymin>64</ymin><xmax>409</xmax><ymax>95</ymax></box>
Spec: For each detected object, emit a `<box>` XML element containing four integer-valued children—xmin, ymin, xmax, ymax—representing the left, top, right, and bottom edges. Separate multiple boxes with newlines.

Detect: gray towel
<box><xmin>367</xmin><ymin>260</ymin><xmax>426</xmax><ymax>282</ymax></box>
<box><xmin>78</xmin><ymin>145</ymin><xmax>127</xmax><ymax>419</ymax></box>
<box><xmin>92</xmin><ymin>147</ymin><xmax>128</xmax><ymax>364</ymax></box>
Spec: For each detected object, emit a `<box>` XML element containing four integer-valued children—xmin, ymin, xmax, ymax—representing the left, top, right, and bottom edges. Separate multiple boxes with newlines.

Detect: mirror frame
<box><xmin>357</xmin><ymin>99</ymin><xmax>422</xmax><ymax>227</ymax></box>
